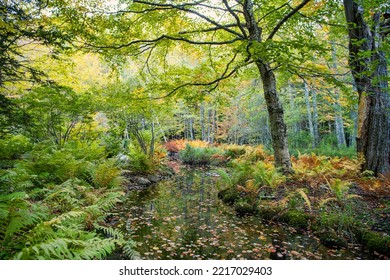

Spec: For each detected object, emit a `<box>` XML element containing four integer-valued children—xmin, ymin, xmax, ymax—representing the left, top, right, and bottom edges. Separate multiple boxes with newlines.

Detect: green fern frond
<box><xmin>95</xmin><ymin>192</ymin><xmax>123</xmax><ymax>212</ymax></box>
<box><xmin>122</xmin><ymin>240</ymin><xmax>140</xmax><ymax>260</ymax></box>
<box><xmin>73</xmin><ymin>238</ymin><xmax>116</xmax><ymax>260</ymax></box>
<box><xmin>15</xmin><ymin>238</ymin><xmax>73</xmax><ymax>260</ymax></box>
<box><xmin>217</xmin><ymin>169</ymin><xmax>232</xmax><ymax>187</ymax></box>
<box><xmin>94</xmin><ymin>224</ymin><xmax>124</xmax><ymax>240</ymax></box>
<box><xmin>44</xmin><ymin>211</ymin><xmax>86</xmax><ymax>226</ymax></box>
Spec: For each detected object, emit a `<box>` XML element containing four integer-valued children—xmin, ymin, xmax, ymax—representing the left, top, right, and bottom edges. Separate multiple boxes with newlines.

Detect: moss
<box><xmin>355</xmin><ymin>229</ymin><xmax>390</xmax><ymax>256</ymax></box>
<box><xmin>279</xmin><ymin>210</ymin><xmax>310</xmax><ymax>229</ymax></box>
<box><xmin>218</xmin><ymin>188</ymin><xmax>239</xmax><ymax>205</ymax></box>
<box><xmin>234</xmin><ymin>200</ymin><xmax>257</xmax><ymax>216</ymax></box>
<box><xmin>317</xmin><ymin>230</ymin><xmax>348</xmax><ymax>249</ymax></box>
<box><xmin>258</xmin><ymin>203</ymin><xmax>282</xmax><ymax>221</ymax></box>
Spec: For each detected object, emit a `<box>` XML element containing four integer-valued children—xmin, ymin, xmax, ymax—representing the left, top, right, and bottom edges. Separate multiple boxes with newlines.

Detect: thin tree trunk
<box><xmin>330</xmin><ymin>41</ymin><xmax>346</xmax><ymax>148</ymax></box>
<box><xmin>189</xmin><ymin>117</ymin><xmax>194</xmax><ymax>140</ymax></box>
<box><xmin>334</xmin><ymin>93</ymin><xmax>346</xmax><ymax>148</ymax></box>
<box><xmin>149</xmin><ymin>120</ymin><xmax>155</xmax><ymax>158</ymax></box>
<box><xmin>312</xmin><ymin>89</ymin><xmax>320</xmax><ymax>146</ymax></box>
<box><xmin>304</xmin><ymin>81</ymin><xmax>315</xmax><ymax>148</ymax></box>
<box><xmin>200</xmin><ymin>103</ymin><xmax>205</xmax><ymax>141</ymax></box>
<box><xmin>212</xmin><ymin>109</ymin><xmax>216</xmax><ymax>144</ymax></box>
<box><xmin>207</xmin><ymin>108</ymin><xmax>212</xmax><ymax>142</ymax></box>
<box><xmin>288</xmin><ymin>82</ymin><xmax>299</xmax><ymax>135</ymax></box>
<box><xmin>344</xmin><ymin>0</ymin><xmax>390</xmax><ymax>175</ymax></box>
<box><xmin>155</xmin><ymin>116</ymin><xmax>167</xmax><ymax>143</ymax></box>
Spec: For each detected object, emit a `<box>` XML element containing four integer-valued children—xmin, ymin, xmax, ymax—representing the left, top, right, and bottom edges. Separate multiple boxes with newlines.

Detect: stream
<box><xmin>113</xmin><ymin>168</ymin><xmax>373</xmax><ymax>260</ymax></box>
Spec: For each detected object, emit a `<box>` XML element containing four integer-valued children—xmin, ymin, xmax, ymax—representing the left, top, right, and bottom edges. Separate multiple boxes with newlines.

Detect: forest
<box><xmin>0</xmin><ymin>0</ymin><xmax>389</xmax><ymax>260</ymax></box>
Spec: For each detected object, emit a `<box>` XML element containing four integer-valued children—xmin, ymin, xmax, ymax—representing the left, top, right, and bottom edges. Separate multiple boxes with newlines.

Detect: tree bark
<box><xmin>257</xmin><ymin>61</ymin><xmax>292</xmax><ymax>173</ymax></box>
<box><xmin>344</xmin><ymin>0</ymin><xmax>390</xmax><ymax>175</ymax></box>
<box><xmin>242</xmin><ymin>0</ymin><xmax>292</xmax><ymax>173</ymax></box>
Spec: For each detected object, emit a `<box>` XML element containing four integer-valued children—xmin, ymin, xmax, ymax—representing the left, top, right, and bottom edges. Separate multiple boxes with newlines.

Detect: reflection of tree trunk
<box><xmin>344</xmin><ymin>0</ymin><xmax>390</xmax><ymax>175</ymax></box>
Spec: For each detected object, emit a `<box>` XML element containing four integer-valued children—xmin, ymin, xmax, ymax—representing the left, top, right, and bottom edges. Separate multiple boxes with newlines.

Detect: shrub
<box><xmin>220</xmin><ymin>144</ymin><xmax>247</xmax><ymax>159</ymax></box>
<box><xmin>179</xmin><ymin>144</ymin><xmax>223</xmax><ymax>165</ymax></box>
<box><xmin>164</xmin><ymin>139</ymin><xmax>186</xmax><ymax>153</ymax></box>
<box><xmin>0</xmin><ymin>135</ymin><xmax>32</xmax><ymax>160</ymax></box>
<box><xmin>241</xmin><ymin>145</ymin><xmax>268</xmax><ymax>162</ymax></box>
<box><xmin>126</xmin><ymin>145</ymin><xmax>155</xmax><ymax>173</ymax></box>
<box><xmin>90</xmin><ymin>160</ymin><xmax>123</xmax><ymax>189</ymax></box>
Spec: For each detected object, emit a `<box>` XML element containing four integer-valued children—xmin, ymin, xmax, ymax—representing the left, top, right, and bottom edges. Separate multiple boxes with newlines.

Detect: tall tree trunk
<box><xmin>244</xmin><ymin>0</ymin><xmax>292</xmax><ymax>173</ymax></box>
<box><xmin>304</xmin><ymin>81</ymin><xmax>315</xmax><ymax>148</ymax></box>
<box><xmin>344</xmin><ymin>0</ymin><xmax>390</xmax><ymax>175</ymax></box>
<box><xmin>189</xmin><ymin>117</ymin><xmax>194</xmax><ymax>140</ymax></box>
<box><xmin>257</xmin><ymin>62</ymin><xmax>292</xmax><ymax>173</ymax></box>
<box><xmin>330</xmin><ymin>41</ymin><xmax>346</xmax><ymax>148</ymax></box>
<box><xmin>288</xmin><ymin>82</ymin><xmax>299</xmax><ymax>135</ymax></box>
<box><xmin>334</xmin><ymin>93</ymin><xmax>346</xmax><ymax>148</ymax></box>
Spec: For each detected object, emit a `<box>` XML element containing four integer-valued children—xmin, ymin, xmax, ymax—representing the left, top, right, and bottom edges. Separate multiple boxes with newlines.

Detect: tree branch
<box><xmin>133</xmin><ymin>0</ymin><xmax>244</xmax><ymax>38</ymax></box>
<box><xmin>139</xmin><ymin>52</ymin><xmax>249</xmax><ymax>101</ymax></box>
<box><xmin>222</xmin><ymin>0</ymin><xmax>248</xmax><ymax>38</ymax></box>
<box><xmin>267</xmin><ymin>0</ymin><xmax>311</xmax><ymax>40</ymax></box>
<box><xmin>258</xmin><ymin>1</ymin><xmax>290</xmax><ymax>23</ymax></box>
<box><xmin>87</xmin><ymin>34</ymin><xmax>240</xmax><ymax>50</ymax></box>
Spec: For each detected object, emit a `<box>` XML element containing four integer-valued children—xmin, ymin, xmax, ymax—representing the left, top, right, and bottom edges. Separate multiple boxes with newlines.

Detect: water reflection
<box><xmin>116</xmin><ymin>168</ymin><xmax>371</xmax><ymax>260</ymax></box>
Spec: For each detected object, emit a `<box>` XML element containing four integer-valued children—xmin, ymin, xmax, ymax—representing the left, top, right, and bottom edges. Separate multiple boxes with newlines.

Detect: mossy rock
<box><xmin>258</xmin><ymin>204</ymin><xmax>281</xmax><ymax>221</ymax></box>
<box><xmin>356</xmin><ymin>229</ymin><xmax>390</xmax><ymax>256</ymax></box>
<box><xmin>218</xmin><ymin>188</ymin><xmax>239</xmax><ymax>205</ymax></box>
<box><xmin>279</xmin><ymin>210</ymin><xmax>310</xmax><ymax>229</ymax></box>
<box><xmin>317</xmin><ymin>230</ymin><xmax>348</xmax><ymax>249</ymax></box>
<box><xmin>234</xmin><ymin>200</ymin><xmax>257</xmax><ymax>216</ymax></box>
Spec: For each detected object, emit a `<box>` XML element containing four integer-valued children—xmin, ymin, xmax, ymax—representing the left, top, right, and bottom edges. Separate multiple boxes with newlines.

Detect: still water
<box><xmin>114</xmin><ymin>168</ymin><xmax>371</xmax><ymax>260</ymax></box>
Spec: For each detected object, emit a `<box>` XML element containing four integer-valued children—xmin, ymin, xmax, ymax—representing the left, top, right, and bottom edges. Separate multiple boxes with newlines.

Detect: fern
<box><xmin>296</xmin><ymin>189</ymin><xmax>312</xmax><ymax>212</ymax></box>
<box><xmin>74</xmin><ymin>238</ymin><xmax>116</xmax><ymax>260</ymax></box>
<box><xmin>122</xmin><ymin>240</ymin><xmax>140</xmax><ymax>260</ymax></box>
<box><xmin>44</xmin><ymin>211</ymin><xmax>86</xmax><ymax>226</ymax></box>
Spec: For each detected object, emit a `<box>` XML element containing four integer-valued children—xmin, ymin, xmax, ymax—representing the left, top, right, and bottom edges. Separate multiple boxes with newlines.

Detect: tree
<box><xmin>343</xmin><ymin>0</ymin><xmax>390</xmax><ymax>175</ymax></box>
<box><xmin>0</xmin><ymin>0</ymin><xmax>68</xmax><ymax>88</ymax></box>
<box><xmin>20</xmin><ymin>85</ymin><xmax>95</xmax><ymax>145</ymax></box>
<box><xmin>55</xmin><ymin>0</ymin><xmax>326</xmax><ymax>173</ymax></box>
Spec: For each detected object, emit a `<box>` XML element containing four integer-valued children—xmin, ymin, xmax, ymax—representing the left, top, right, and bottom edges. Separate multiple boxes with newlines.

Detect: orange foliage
<box><xmin>164</xmin><ymin>139</ymin><xmax>186</xmax><ymax>152</ymax></box>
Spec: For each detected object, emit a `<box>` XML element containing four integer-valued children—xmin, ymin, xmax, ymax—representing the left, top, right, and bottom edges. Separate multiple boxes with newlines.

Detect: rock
<box><xmin>116</xmin><ymin>153</ymin><xmax>130</xmax><ymax>167</ymax></box>
<box><xmin>121</xmin><ymin>170</ymin><xmax>134</xmax><ymax>177</ymax></box>
<box><xmin>135</xmin><ymin>176</ymin><xmax>151</xmax><ymax>185</ymax></box>
<box><xmin>147</xmin><ymin>174</ymin><xmax>160</xmax><ymax>183</ymax></box>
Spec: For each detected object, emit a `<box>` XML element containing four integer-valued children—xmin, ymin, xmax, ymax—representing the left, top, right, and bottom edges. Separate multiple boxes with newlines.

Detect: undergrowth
<box><xmin>0</xmin><ymin>139</ymin><xmax>138</xmax><ymax>260</ymax></box>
